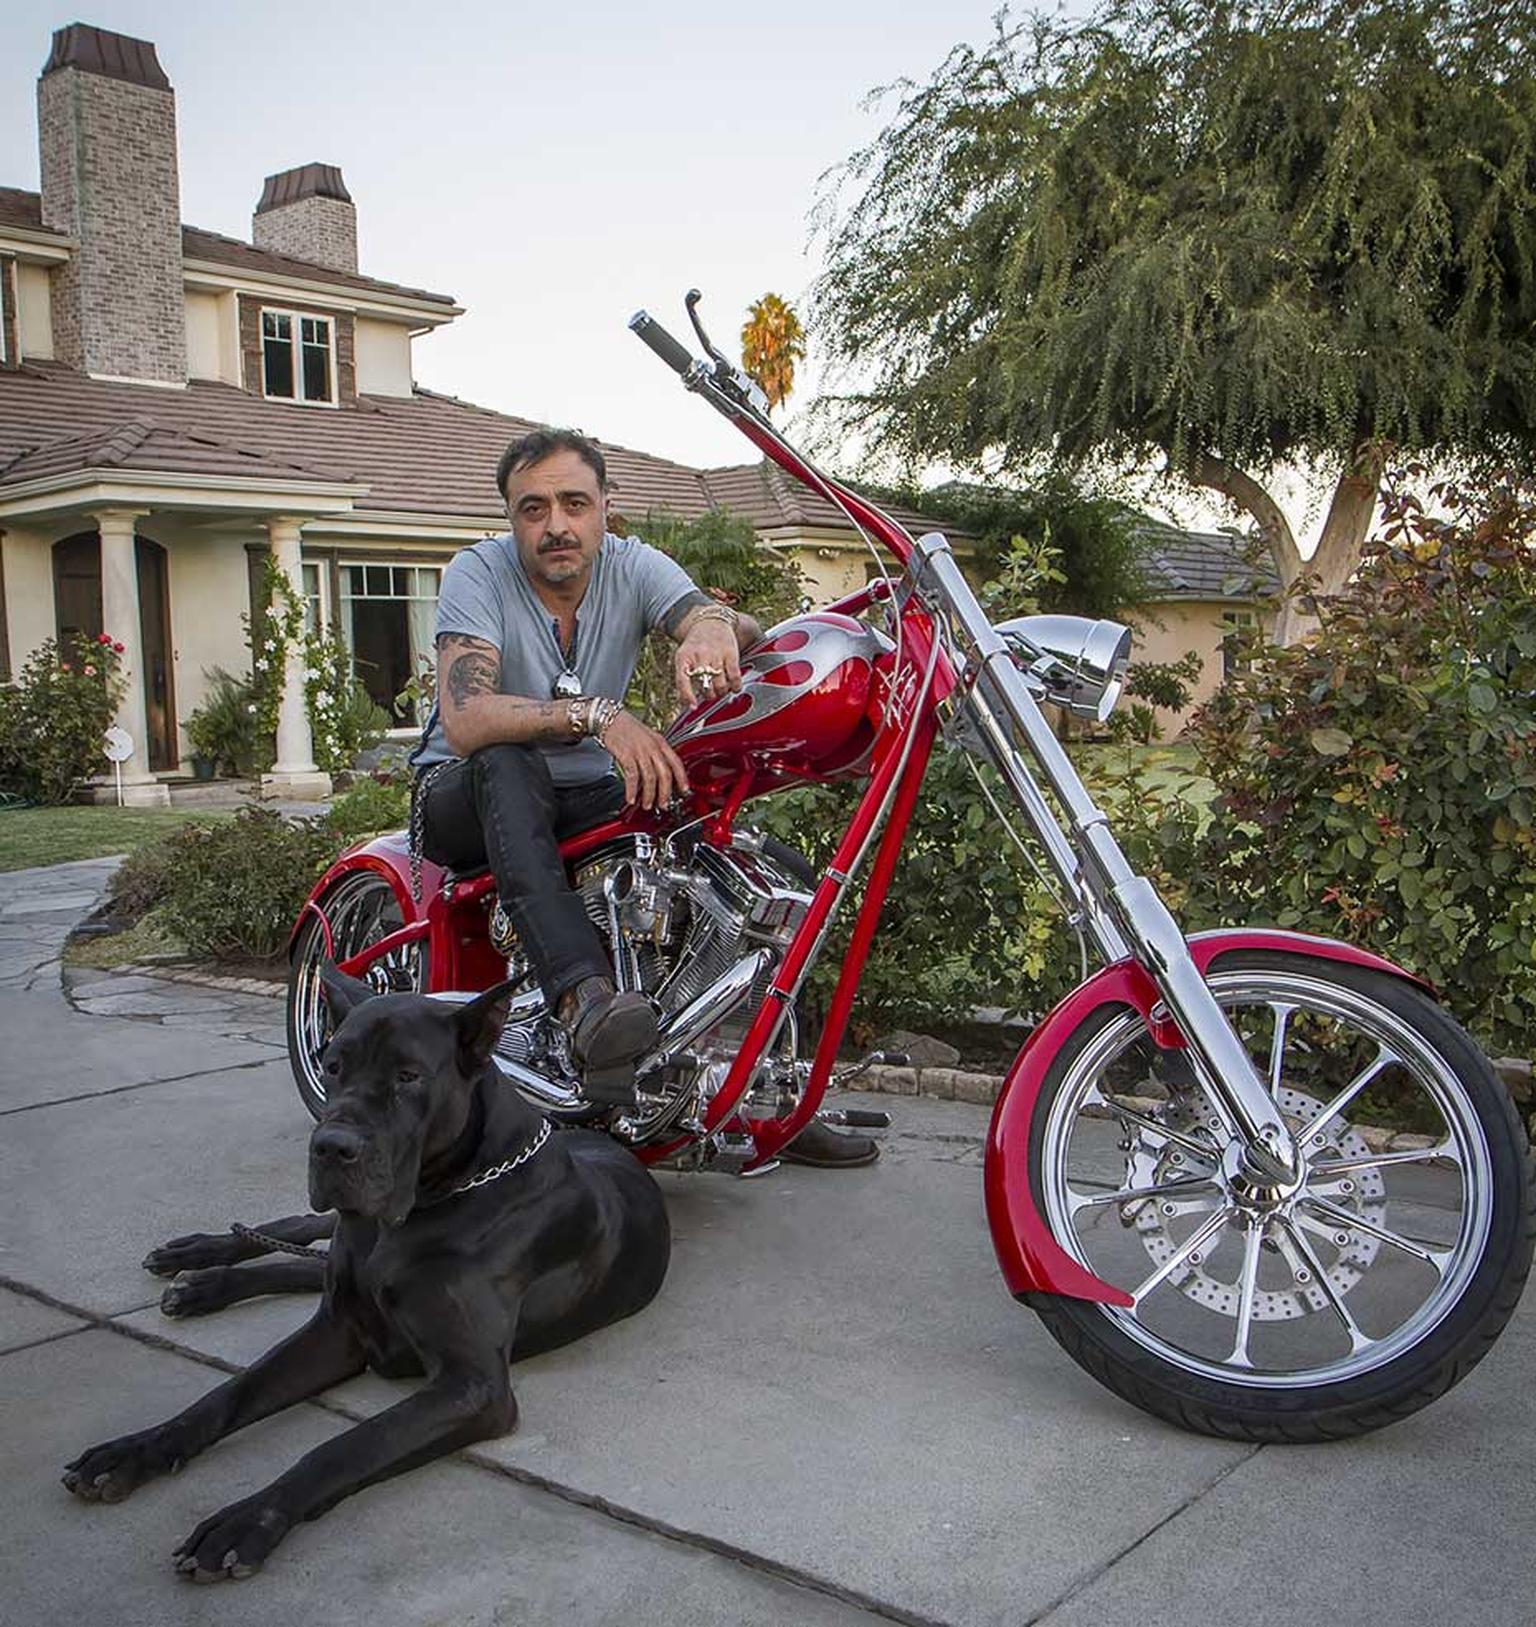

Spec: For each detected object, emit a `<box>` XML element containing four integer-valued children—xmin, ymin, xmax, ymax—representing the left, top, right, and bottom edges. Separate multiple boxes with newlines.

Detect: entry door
<box><xmin>135</xmin><ymin>537</ymin><xmax>177</xmax><ymax>772</ymax></box>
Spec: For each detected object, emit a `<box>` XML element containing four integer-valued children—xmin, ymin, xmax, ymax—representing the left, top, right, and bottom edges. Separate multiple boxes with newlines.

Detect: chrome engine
<box><xmin>486</xmin><ymin>829</ymin><xmax>814</xmax><ymax>1146</ymax></box>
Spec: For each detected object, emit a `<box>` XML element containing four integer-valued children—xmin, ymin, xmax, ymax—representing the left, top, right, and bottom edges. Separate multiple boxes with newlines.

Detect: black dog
<box><xmin>63</xmin><ymin>966</ymin><xmax>671</xmax><ymax>1581</ymax></box>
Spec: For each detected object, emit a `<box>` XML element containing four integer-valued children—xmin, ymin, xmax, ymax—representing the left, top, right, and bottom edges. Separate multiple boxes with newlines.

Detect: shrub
<box><xmin>106</xmin><ymin>837</ymin><xmax>181</xmax><ymax>922</ymax></box>
<box><xmin>624</xmin><ymin>509</ymin><xmax>806</xmax><ymax>725</ymax></box>
<box><xmin>1183</xmin><ymin>468</ymin><xmax>1536</xmax><ymax>1057</ymax></box>
<box><xmin>327</xmin><ymin>773</ymin><xmax>411</xmax><ymax>842</ymax></box>
<box><xmin>0</xmin><ymin>633</ymin><xmax>127</xmax><ymax>804</ymax></box>
<box><xmin>158</xmin><ymin>808</ymin><xmax>337</xmax><ymax>960</ymax></box>
<box><xmin>184</xmin><ymin>668</ymin><xmax>270</xmax><ymax>776</ymax></box>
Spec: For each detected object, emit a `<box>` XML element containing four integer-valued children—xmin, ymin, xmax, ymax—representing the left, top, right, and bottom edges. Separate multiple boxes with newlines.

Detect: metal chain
<box><xmin>450</xmin><ymin>1119</ymin><xmax>552</xmax><ymax>1193</ymax></box>
<box><xmin>230</xmin><ymin>1222</ymin><xmax>328</xmax><ymax>1259</ymax></box>
<box><xmin>410</xmin><ymin>761</ymin><xmax>452</xmax><ymax>904</ymax></box>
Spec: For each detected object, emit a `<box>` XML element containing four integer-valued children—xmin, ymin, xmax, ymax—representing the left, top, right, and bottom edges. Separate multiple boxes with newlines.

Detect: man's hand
<box><xmin>674</xmin><ymin>620</ymin><xmax>744</xmax><ymax>708</ymax></box>
<box><xmin>601</xmin><ymin>712</ymin><xmax>690</xmax><ymax>809</ymax></box>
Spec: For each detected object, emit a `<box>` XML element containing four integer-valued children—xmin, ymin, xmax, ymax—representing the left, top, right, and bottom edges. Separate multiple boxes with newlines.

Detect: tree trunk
<box><xmin>1186</xmin><ymin>447</ymin><xmax>1301</xmax><ymax>606</ymax></box>
<box><xmin>1270</xmin><ymin>442</ymin><xmax>1388</xmax><ymax>645</ymax></box>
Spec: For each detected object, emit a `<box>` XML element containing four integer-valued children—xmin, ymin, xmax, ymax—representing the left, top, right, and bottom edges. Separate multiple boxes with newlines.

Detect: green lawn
<box><xmin>0</xmin><ymin>806</ymin><xmax>228</xmax><ymax>872</ymax></box>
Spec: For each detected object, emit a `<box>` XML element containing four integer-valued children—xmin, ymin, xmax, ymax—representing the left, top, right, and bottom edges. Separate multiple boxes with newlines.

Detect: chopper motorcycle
<box><xmin>287</xmin><ymin>294</ymin><xmax>1532</xmax><ymax>1442</ymax></box>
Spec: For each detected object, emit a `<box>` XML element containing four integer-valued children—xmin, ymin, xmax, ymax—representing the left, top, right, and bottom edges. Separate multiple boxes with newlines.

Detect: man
<box><xmin>410</xmin><ymin>427</ymin><xmax>875</xmax><ymax>1168</ymax></box>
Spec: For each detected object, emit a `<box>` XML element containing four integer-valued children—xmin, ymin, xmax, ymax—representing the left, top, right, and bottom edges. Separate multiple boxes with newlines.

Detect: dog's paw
<box><xmin>143</xmin><ymin>1232</ymin><xmax>239</xmax><ymax>1277</ymax></box>
<box><xmin>172</xmin><ymin>1496</ymin><xmax>290</xmax><ymax>1582</ymax></box>
<box><xmin>161</xmin><ymin>1268</ymin><xmax>231</xmax><ymax>1319</ymax></box>
<box><xmin>63</xmin><ymin>1429</ymin><xmax>184</xmax><ymax>1503</ymax></box>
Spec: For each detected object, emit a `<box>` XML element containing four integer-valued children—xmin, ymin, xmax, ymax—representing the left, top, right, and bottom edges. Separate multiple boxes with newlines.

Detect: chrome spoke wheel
<box><xmin>287</xmin><ymin>873</ymin><xmax>426</xmax><ymax>1119</ymax></box>
<box><xmin>1025</xmin><ymin>951</ymin><xmax>1531</xmax><ymax>1438</ymax></box>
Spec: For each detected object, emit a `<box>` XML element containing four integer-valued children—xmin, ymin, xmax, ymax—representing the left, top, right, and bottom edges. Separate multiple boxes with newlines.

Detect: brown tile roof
<box><xmin>0</xmin><ymin>364</ymin><xmax>950</xmax><ymax>545</ymax></box>
<box><xmin>180</xmin><ymin>223</ymin><xmax>454</xmax><ymax>307</ymax></box>
<box><xmin>0</xmin><ymin>187</ymin><xmax>62</xmax><ymax>238</ymax></box>
<box><xmin>0</xmin><ymin>186</ymin><xmax>454</xmax><ymax>306</ymax></box>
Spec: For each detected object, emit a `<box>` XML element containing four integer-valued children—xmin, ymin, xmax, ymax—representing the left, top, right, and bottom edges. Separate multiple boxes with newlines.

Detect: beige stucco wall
<box><xmin>144</xmin><ymin>517</ymin><xmax>258</xmax><ymax>751</ymax></box>
<box><xmin>1123</xmin><ymin>598</ymin><xmax>1261</xmax><ymax>736</ymax></box>
<box><xmin>184</xmin><ymin>289</ymin><xmax>240</xmax><ymax>385</ymax></box>
<box><xmin>354</xmin><ymin>317</ymin><xmax>414</xmax><ymax>398</ymax></box>
<box><xmin>16</xmin><ymin>263</ymin><xmax>54</xmax><ymax>360</ymax></box>
<box><xmin>0</xmin><ymin>517</ymin><xmax>255</xmax><ymax>760</ymax></box>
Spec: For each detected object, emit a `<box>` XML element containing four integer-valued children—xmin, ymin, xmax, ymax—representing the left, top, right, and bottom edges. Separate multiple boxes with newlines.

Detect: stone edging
<box><xmin>110</xmin><ymin>964</ymin><xmax>1533</xmax><ymax>1145</ymax></box>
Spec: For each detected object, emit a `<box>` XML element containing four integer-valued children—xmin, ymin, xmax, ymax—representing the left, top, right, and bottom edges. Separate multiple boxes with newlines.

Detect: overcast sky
<box><xmin>1</xmin><ymin>0</ymin><xmax>1030</xmax><ymax>473</ymax></box>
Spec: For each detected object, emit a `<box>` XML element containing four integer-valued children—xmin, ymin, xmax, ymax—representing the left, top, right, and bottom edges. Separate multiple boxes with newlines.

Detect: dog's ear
<box><xmin>320</xmin><ymin>959</ymin><xmax>375</xmax><ymax>1022</ymax></box>
<box><xmin>452</xmin><ymin>978</ymin><xmax>520</xmax><ymax>1071</ymax></box>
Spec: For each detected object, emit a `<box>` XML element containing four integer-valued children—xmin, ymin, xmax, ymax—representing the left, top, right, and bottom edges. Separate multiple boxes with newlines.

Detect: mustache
<box><xmin>539</xmin><ymin>536</ymin><xmax>581</xmax><ymax>554</ymax></box>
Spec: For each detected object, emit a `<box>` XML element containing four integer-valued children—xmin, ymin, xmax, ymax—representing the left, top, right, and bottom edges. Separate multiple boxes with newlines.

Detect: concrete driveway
<box><xmin>1</xmin><ymin>858</ymin><xmax>1532</xmax><ymax>1627</ymax></box>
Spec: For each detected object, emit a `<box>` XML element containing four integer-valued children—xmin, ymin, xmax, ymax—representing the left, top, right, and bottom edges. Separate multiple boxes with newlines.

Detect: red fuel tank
<box><xmin>668</xmin><ymin>612</ymin><xmax>892</xmax><ymax>790</ymax></box>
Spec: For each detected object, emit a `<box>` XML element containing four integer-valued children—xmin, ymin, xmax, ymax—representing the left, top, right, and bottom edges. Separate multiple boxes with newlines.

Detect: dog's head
<box><xmin>307</xmin><ymin>965</ymin><xmax>517</xmax><ymax>1225</ymax></box>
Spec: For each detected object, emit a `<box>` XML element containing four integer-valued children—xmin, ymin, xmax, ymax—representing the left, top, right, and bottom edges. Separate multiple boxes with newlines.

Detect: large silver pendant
<box><xmin>551</xmin><ymin>668</ymin><xmax>583</xmax><ymax>700</ymax></box>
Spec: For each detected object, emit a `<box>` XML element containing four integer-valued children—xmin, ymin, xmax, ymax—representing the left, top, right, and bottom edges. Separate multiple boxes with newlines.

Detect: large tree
<box><xmin>741</xmin><ymin>292</ymin><xmax>808</xmax><ymax>414</ymax></box>
<box><xmin>813</xmin><ymin>0</ymin><xmax>1536</xmax><ymax>639</ymax></box>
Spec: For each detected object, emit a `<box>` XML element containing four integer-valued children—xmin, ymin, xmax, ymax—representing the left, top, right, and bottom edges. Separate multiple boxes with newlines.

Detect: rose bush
<box><xmin>0</xmin><ymin>632</ymin><xmax>127</xmax><ymax>804</ymax></box>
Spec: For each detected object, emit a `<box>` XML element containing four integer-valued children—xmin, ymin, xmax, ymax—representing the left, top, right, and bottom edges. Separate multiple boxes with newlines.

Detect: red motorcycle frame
<box><xmin>287</xmin><ymin>297</ymin><xmax>1531</xmax><ymax>1440</ymax></box>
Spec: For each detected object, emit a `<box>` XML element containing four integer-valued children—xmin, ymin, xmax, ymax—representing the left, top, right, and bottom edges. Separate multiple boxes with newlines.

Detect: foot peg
<box><xmin>821</xmin><ymin>1108</ymin><xmax>892</xmax><ymax>1129</ymax></box>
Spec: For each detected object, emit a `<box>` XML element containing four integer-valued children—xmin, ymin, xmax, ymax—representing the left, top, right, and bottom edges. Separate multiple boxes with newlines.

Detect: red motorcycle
<box><xmin>287</xmin><ymin>295</ymin><xmax>1532</xmax><ymax>1441</ymax></box>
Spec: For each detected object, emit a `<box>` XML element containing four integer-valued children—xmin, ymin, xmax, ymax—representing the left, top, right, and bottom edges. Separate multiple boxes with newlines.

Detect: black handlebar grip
<box><xmin>629</xmin><ymin>310</ymin><xmax>696</xmax><ymax>377</ymax></box>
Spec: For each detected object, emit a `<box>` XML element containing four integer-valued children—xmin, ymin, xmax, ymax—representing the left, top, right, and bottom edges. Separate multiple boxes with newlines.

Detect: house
<box><xmin>0</xmin><ymin>24</ymin><xmax>1269</xmax><ymax>804</ymax></box>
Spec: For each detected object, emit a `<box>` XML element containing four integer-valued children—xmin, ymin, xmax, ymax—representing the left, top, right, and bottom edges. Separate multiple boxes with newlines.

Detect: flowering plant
<box><xmin>248</xmin><ymin>554</ymin><xmax>386</xmax><ymax>775</ymax></box>
<box><xmin>0</xmin><ymin>632</ymin><xmax>128</xmax><ymax>803</ymax></box>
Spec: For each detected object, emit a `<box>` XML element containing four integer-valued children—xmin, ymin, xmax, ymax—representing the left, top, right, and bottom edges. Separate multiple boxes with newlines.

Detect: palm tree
<box><xmin>740</xmin><ymin>293</ymin><xmax>806</xmax><ymax>415</ymax></box>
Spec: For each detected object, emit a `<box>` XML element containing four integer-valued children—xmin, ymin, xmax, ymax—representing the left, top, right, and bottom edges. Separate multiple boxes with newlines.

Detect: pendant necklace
<box><xmin>550</xmin><ymin>617</ymin><xmax>582</xmax><ymax>700</ymax></box>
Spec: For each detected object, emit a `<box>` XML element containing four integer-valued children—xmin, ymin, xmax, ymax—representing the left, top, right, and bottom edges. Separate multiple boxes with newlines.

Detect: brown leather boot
<box><xmin>779</xmin><ymin>1118</ymin><xmax>880</xmax><ymax>1168</ymax></box>
<box><xmin>559</xmin><ymin>977</ymin><xmax>657</xmax><ymax>1108</ymax></box>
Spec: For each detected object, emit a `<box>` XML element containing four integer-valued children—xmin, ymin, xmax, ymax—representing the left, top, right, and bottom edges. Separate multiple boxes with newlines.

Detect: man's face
<box><xmin>505</xmin><ymin>449</ymin><xmax>607</xmax><ymax>591</ymax></box>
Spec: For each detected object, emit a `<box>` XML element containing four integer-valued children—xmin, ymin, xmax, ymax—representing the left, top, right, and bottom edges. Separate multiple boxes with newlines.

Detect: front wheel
<box><xmin>1025</xmin><ymin>950</ymin><xmax>1533</xmax><ymax>1440</ymax></box>
<box><xmin>287</xmin><ymin>871</ymin><xmax>428</xmax><ymax>1120</ymax></box>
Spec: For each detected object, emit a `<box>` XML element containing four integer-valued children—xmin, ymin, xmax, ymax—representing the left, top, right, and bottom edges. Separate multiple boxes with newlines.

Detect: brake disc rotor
<box><xmin>1122</xmin><ymin>1085</ymin><xmax>1386</xmax><ymax>1319</ymax></box>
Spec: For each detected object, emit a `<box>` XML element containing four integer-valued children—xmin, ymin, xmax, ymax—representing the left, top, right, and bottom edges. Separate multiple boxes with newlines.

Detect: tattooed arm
<box><xmin>435</xmin><ymin>633</ymin><xmax>571</xmax><ymax>757</ymax></box>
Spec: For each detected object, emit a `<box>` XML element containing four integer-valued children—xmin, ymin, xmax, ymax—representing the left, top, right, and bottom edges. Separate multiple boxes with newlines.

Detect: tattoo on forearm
<box><xmin>661</xmin><ymin>590</ymin><xmax>712</xmax><ymax>638</ymax></box>
<box><xmin>437</xmin><ymin>634</ymin><xmax>502</xmax><ymax>711</ymax></box>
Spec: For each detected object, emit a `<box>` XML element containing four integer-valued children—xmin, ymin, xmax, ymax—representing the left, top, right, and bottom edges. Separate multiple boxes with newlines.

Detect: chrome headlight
<box><xmin>994</xmin><ymin>614</ymin><xmax>1133</xmax><ymax>723</ymax></box>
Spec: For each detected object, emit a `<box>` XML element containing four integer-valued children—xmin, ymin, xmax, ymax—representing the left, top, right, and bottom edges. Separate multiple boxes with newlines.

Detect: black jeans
<box><xmin>417</xmin><ymin>745</ymin><xmax>625</xmax><ymax>1007</ymax></box>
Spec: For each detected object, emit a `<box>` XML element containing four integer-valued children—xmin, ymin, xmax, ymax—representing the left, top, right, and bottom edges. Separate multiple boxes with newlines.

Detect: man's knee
<box><xmin>469</xmin><ymin>742</ymin><xmax>554</xmax><ymax>803</ymax></box>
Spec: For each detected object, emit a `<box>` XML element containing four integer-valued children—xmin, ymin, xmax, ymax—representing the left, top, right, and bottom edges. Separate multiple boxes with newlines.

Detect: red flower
<box><xmin>112</xmin><ymin>641</ymin><xmax>125</xmax><ymax>654</ymax></box>
<box><xmin>97</xmin><ymin>632</ymin><xmax>112</xmax><ymax>645</ymax></box>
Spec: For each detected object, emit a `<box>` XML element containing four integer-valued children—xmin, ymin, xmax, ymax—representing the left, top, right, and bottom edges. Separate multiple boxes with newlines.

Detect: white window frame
<box><xmin>260</xmin><ymin>305</ymin><xmax>338</xmax><ymax>406</ymax></box>
<box><xmin>338</xmin><ymin>561</ymin><xmax>442</xmax><ymax>733</ymax></box>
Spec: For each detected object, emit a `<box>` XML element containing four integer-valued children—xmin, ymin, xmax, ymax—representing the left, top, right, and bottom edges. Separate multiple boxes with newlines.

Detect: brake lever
<box><xmin>684</xmin><ymin>289</ymin><xmax>774</xmax><ymax>422</ymax></box>
<box><xmin>685</xmin><ymin>288</ymin><xmax>731</xmax><ymax>368</ymax></box>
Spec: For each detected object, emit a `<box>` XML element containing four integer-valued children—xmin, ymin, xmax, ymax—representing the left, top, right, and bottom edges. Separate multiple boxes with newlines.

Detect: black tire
<box><xmin>1023</xmin><ymin>950</ymin><xmax>1534</xmax><ymax>1441</ymax></box>
<box><xmin>286</xmin><ymin>871</ymin><xmax>428</xmax><ymax>1121</ymax></box>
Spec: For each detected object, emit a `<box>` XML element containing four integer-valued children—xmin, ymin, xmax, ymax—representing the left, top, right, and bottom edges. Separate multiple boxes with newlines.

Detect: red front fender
<box><xmin>983</xmin><ymin>928</ymin><xmax>1434</xmax><ymax>1305</ymax></box>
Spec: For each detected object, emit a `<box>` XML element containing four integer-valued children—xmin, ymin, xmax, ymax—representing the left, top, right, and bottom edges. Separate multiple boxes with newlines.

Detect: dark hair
<box><xmin>495</xmin><ymin>427</ymin><xmax>608</xmax><ymax>500</ymax></box>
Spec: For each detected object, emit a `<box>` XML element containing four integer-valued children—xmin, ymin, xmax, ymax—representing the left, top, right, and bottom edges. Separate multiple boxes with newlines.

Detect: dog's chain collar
<box><xmin>231</xmin><ymin>1123</ymin><xmax>555</xmax><ymax>1253</ymax></box>
<box><xmin>447</xmin><ymin>1118</ymin><xmax>553</xmax><ymax>1196</ymax></box>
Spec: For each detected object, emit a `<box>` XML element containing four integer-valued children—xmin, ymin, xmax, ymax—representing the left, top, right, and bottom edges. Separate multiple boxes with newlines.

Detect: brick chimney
<box><xmin>37</xmin><ymin>23</ymin><xmax>186</xmax><ymax>384</ymax></box>
<box><xmin>253</xmin><ymin>164</ymin><xmax>358</xmax><ymax>274</ymax></box>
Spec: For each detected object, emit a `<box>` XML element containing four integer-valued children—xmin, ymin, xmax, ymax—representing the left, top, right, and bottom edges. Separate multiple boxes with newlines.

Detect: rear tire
<box><xmin>1024</xmin><ymin>951</ymin><xmax>1534</xmax><ymax>1440</ymax></box>
<box><xmin>286</xmin><ymin>872</ymin><xmax>428</xmax><ymax>1121</ymax></box>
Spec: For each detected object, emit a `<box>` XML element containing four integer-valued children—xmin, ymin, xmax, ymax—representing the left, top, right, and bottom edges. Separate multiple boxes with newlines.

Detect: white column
<box><xmin>260</xmin><ymin>516</ymin><xmax>332</xmax><ymax>802</ymax></box>
<box><xmin>94</xmin><ymin>508</ymin><xmax>169</xmax><ymax>807</ymax></box>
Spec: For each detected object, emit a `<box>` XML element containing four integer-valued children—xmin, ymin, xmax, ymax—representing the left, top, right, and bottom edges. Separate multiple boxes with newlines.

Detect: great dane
<box><xmin>63</xmin><ymin>966</ymin><xmax>671</xmax><ymax>1580</ymax></box>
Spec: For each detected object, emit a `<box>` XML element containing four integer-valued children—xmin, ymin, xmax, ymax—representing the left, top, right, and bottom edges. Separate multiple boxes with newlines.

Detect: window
<box><xmin>339</xmin><ymin>563</ymin><xmax>441</xmax><ymax>724</ymax></box>
<box><xmin>261</xmin><ymin>308</ymin><xmax>335</xmax><ymax>404</ymax></box>
<box><xmin>1221</xmin><ymin>609</ymin><xmax>1258</xmax><ymax>681</ymax></box>
<box><xmin>301</xmin><ymin>561</ymin><xmax>323</xmax><ymax>636</ymax></box>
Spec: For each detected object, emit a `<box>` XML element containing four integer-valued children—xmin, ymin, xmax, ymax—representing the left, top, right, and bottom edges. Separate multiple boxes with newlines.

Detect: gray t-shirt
<box><xmin>411</xmin><ymin>531</ymin><xmax>697</xmax><ymax>784</ymax></box>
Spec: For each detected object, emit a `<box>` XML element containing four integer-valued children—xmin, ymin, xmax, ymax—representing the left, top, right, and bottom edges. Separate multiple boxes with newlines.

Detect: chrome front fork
<box><xmin>917</xmin><ymin>535</ymin><xmax>1301</xmax><ymax>1176</ymax></box>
